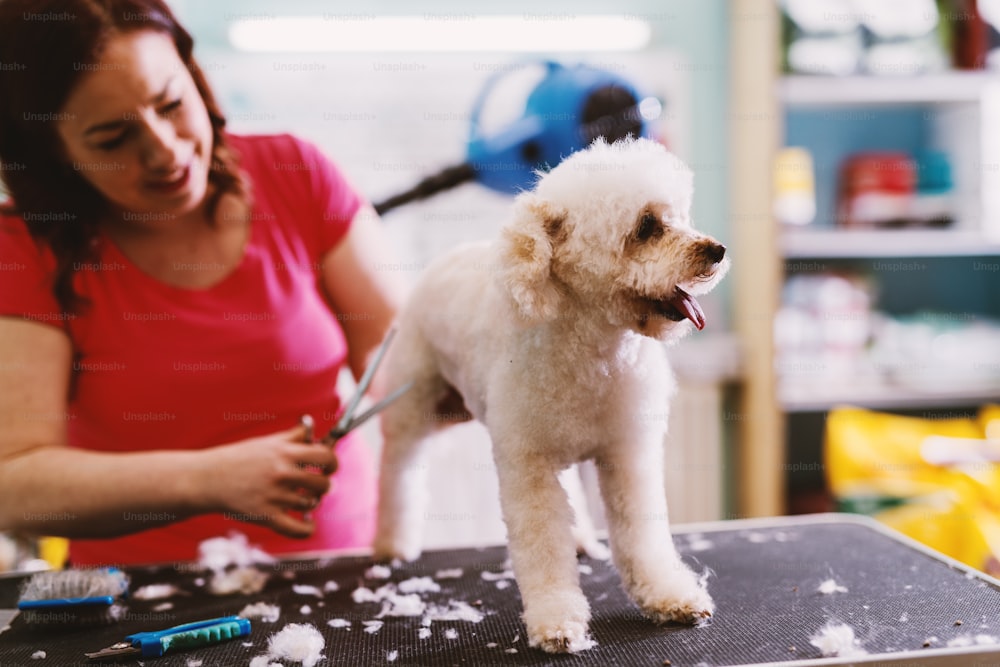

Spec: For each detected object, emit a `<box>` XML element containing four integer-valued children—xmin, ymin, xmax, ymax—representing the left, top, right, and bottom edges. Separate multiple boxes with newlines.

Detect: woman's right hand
<box><xmin>200</xmin><ymin>422</ymin><xmax>339</xmax><ymax>538</ymax></box>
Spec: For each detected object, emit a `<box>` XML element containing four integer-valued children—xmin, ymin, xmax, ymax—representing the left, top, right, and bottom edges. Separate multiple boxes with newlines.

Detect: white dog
<box><xmin>372</xmin><ymin>137</ymin><xmax>730</xmax><ymax>653</ymax></box>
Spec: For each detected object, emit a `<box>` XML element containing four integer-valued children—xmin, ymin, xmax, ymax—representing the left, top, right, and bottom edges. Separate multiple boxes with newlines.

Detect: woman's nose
<box><xmin>140</xmin><ymin>116</ymin><xmax>180</xmax><ymax>171</ymax></box>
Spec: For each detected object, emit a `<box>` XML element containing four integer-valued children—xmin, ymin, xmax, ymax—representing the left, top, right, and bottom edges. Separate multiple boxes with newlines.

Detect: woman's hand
<box><xmin>201</xmin><ymin>422</ymin><xmax>339</xmax><ymax>538</ymax></box>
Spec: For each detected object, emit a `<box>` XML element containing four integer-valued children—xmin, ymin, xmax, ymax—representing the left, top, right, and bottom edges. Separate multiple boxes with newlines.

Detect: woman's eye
<box><xmin>635</xmin><ymin>212</ymin><xmax>663</xmax><ymax>242</ymax></box>
<box><xmin>96</xmin><ymin>133</ymin><xmax>128</xmax><ymax>151</ymax></box>
<box><xmin>159</xmin><ymin>99</ymin><xmax>182</xmax><ymax>117</ymax></box>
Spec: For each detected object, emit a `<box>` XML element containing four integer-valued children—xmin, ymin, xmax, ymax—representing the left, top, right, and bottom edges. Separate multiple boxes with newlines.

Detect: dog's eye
<box><xmin>634</xmin><ymin>212</ymin><xmax>663</xmax><ymax>242</ymax></box>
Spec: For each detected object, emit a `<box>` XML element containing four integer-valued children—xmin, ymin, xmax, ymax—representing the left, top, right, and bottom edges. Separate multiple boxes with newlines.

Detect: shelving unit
<box><xmin>730</xmin><ymin>2</ymin><xmax>1000</xmax><ymax>518</ymax></box>
<box><xmin>782</xmin><ymin>227</ymin><xmax>1000</xmax><ymax>258</ymax></box>
<box><xmin>777</xmin><ymin>71</ymin><xmax>1000</xmax><ymax>106</ymax></box>
<box><xmin>780</xmin><ymin>382</ymin><xmax>1000</xmax><ymax>414</ymax></box>
<box><xmin>780</xmin><ymin>70</ymin><xmax>1000</xmax><ymax>510</ymax></box>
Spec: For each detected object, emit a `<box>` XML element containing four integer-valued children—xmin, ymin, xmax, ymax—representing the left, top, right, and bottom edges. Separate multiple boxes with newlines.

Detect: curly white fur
<box><xmin>372</xmin><ymin>137</ymin><xmax>729</xmax><ymax>654</ymax></box>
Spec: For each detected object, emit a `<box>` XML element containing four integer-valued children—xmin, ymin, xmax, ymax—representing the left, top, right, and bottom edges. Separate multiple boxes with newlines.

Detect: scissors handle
<box><xmin>131</xmin><ymin>615</ymin><xmax>251</xmax><ymax>657</ymax></box>
<box><xmin>86</xmin><ymin>616</ymin><xmax>251</xmax><ymax>659</ymax></box>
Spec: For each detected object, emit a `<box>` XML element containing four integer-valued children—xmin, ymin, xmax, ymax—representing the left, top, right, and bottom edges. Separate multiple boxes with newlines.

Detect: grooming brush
<box><xmin>17</xmin><ymin>567</ymin><xmax>129</xmax><ymax>625</ymax></box>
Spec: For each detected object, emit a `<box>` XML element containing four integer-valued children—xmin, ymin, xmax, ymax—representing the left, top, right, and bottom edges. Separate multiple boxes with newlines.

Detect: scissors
<box><xmin>300</xmin><ymin>327</ymin><xmax>412</xmax><ymax>447</ymax></box>
<box><xmin>86</xmin><ymin>615</ymin><xmax>251</xmax><ymax>659</ymax></box>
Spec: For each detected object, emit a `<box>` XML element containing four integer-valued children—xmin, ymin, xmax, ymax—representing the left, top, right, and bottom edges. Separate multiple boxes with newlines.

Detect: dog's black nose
<box><xmin>703</xmin><ymin>242</ymin><xmax>726</xmax><ymax>263</ymax></box>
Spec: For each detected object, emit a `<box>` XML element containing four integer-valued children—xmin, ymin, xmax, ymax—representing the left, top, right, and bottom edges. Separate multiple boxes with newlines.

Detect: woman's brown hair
<box><xmin>0</xmin><ymin>0</ymin><xmax>245</xmax><ymax>314</ymax></box>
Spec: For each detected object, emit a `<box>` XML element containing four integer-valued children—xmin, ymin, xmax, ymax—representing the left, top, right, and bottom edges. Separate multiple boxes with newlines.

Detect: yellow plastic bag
<box><xmin>825</xmin><ymin>405</ymin><xmax>1000</xmax><ymax>576</ymax></box>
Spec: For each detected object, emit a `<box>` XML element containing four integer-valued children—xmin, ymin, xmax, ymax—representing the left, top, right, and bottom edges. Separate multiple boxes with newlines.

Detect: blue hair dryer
<box><xmin>373</xmin><ymin>61</ymin><xmax>655</xmax><ymax>215</ymax></box>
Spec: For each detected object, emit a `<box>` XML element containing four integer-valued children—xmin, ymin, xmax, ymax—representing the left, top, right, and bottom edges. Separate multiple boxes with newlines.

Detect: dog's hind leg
<box><xmin>595</xmin><ymin>444</ymin><xmax>714</xmax><ymax>625</ymax></box>
<box><xmin>495</xmin><ymin>455</ymin><xmax>596</xmax><ymax>653</ymax></box>
<box><xmin>371</xmin><ymin>331</ymin><xmax>456</xmax><ymax>562</ymax></box>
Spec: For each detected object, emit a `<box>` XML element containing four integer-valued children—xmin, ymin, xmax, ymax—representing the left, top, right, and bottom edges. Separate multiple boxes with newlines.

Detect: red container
<box><xmin>837</xmin><ymin>153</ymin><xmax>916</xmax><ymax>228</ymax></box>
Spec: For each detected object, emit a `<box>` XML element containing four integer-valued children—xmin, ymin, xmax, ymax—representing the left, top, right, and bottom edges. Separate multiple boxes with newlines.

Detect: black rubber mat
<box><xmin>0</xmin><ymin>515</ymin><xmax>998</xmax><ymax>666</ymax></box>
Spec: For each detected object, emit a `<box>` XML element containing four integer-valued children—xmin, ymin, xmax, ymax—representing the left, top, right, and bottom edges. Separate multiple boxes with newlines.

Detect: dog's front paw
<box><xmin>527</xmin><ymin>620</ymin><xmax>597</xmax><ymax>654</ymax></box>
<box><xmin>639</xmin><ymin>582</ymin><xmax>715</xmax><ymax>626</ymax></box>
<box><xmin>523</xmin><ymin>595</ymin><xmax>596</xmax><ymax>654</ymax></box>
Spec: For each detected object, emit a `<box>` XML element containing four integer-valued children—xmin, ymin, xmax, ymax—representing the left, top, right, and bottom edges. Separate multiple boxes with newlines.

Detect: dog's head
<box><xmin>497</xmin><ymin>137</ymin><xmax>729</xmax><ymax>341</ymax></box>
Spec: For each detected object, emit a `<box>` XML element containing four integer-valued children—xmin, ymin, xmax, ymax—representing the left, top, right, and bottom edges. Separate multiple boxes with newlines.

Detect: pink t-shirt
<box><xmin>0</xmin><ymin>133</ymin><xmax>377</xmax><ymax>566</ymax></box>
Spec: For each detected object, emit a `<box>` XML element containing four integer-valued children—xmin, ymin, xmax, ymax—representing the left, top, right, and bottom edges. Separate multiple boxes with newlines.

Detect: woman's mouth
<box><xmin>146</xmin><ymin>166</ymin><xmax>191</xmax><ymax>194</ymax></box>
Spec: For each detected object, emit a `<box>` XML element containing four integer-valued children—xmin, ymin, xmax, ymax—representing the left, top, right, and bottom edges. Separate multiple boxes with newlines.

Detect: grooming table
<box><xmin>1</xmin><ymin>514</ymin><xmax>998</xmax><ymax>666</ymax></box>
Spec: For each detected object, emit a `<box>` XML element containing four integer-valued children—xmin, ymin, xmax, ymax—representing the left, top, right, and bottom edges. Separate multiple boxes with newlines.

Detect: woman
<box><xmin>0</xmin><ymin>0</ymin><xmax>404</xmax><ymax>566</ymax></box>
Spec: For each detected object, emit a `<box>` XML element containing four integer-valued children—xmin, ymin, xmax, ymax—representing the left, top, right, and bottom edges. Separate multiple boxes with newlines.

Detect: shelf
<box><xmin>780</xmin><ymin>381</ymin><xmax>1000</xmax><ymax>413</ymax></box>
<box><xmin>781</xmin><ymin>228</ymin><xmax>1000</xmax><ymax>259</ymax></box>
<box><xmin>778</xmin><ymin>72</ymin><xmax>1000</xmax><ymax>106</ymax></box>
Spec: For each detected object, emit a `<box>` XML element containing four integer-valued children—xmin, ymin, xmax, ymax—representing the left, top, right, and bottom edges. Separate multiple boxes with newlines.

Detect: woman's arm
<box><xmin>320</xmin><ymin>205</ymin><xmax>407</xmax><ymax>383</ymax></box>
<box><xmin>0</xmin><ymin>317</ymin><xmax>335</xmax><ymax>539</ymax></box>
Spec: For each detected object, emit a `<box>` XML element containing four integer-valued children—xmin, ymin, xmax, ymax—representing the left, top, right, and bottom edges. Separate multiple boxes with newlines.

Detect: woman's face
<box><xmin>56</xmin><ymin>30</ymin><xmax>213</xmax><ymax>219</ymax></box>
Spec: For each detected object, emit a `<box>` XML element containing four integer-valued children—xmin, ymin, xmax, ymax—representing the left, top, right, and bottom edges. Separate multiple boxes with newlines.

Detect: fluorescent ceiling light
<box><xmin>228</xmin><ymin>15</ymin><xmax>651</xmax><ymax>53</ymax></box>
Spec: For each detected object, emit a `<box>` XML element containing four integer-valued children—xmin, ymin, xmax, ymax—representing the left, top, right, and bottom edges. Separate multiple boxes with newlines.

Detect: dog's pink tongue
<box><xmin>671</xmin><ymin>287</ymin><xmax>705</xmax><ymax>330</ymax></box>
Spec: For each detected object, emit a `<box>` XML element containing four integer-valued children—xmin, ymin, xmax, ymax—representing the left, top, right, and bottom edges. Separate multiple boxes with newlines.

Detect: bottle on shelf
<box><xmin>774</xmin><ymin>146</ymin><xmax>817</xmax><ymax>226</ymax></box>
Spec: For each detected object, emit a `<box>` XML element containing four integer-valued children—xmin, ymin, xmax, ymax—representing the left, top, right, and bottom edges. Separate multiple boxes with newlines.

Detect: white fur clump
<box><xmin>327</xmin><ymin>618</ymin><xmax>350</xmax><ymax>628</ymax></box>
<box><xmin>253</xmin><ymin>623</ymin><xmax>325</xmax><ymax>667</ymax></box>
<box><xmin>421</xmin><ymin>601</ymin><xmax>485</xmax><ymax>626</ymax></box>
<box><xmin>376</xmin><ymin>593</ymin><xmax>425</xmax><ymax>618</ymax></box>
<box><xmin>208</xmin><ymin>566</ymin><xmax>269</xmax><ymax>596</ymax></box>
<box><xmin>397</xmin><ymin>576</ymin><xmax>441</xmax><ymax>594</ymax></box>
<box><xmin>198</xmin><ymin>533</ymin><xmax>273</xmax><ymax>597</ymax></box>
<box><xmin>292</xmin><ymin>584</ymin><xmax>324</xmax><ymax>598</ymax></box>
<box><xmin>946</xmin><ymin>634</ymin><xmax>999</xmax><ymax>647</ymax></box>
<box><xmin>809</xmin><ymin>622</ymin><xmax>868</xmax><ymax>658</ymax></box>
<box><xmin>351</xmin><ymin>586</ymin><xmax>380</xmax><ymax>603</ymax></box>
<box><xmin>363</xmin><ymin>620</ymin><xmax>384</xmax><ymax>634</ymax></box>
<box><xmin>239</xmin><ymin>602</ymin><xmax>280</xmax><ymax>623</ymax></box>
<box><xmin>481</xmin><ymin>570</ymin><xmax>514</xmax><ymax>592</ymax></box>
<box><xmin>686</xmin><ymin>535</ymin><xmax>714</xmax><ymax>552</ymax></box>
<box><xmin>351</xmin><ymin>581</ymin><xmax>440</xmax><ymax>619</ymax></box>
<box><xmin>365</xmin><ymin>564</ymin><xmax>392</xmax><ymax>580</ymax></box>
<box><xmin>817</xmin><ymin>579</ymin><xmax>848</xmax><ymax>595</ymax></box>
<box><xmin>197</xmin><ymin>532</ymin><xmax>274</xmax><ymax>572</ymax></box>
<box><xmin>133</xmin><ymin>583</ymin><xmax>183</xmax><ymax>600</ymax></box>
<box><xmin>371</xmin><ymin>137</ymin><xmax>728</xmax><ymax>654</ymax></box>
<box><xmin>30</xmin><ymin>651</ymin><xmax>45</xmax><ymax>660</ymax></box>
<box><xmin>435</xmin><ymin>569</ymin><xmax>463</xmax><ymax>579</ymax></box>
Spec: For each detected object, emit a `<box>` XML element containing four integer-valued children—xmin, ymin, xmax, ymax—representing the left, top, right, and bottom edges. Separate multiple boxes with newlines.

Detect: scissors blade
<box><xmin>85</xmin><ymin>642</ymin><xmax>141</xmax><ymax>659</ymax></box>
<box><xmin>324</xmin><ymin>381</ymin><xmax>413</xmax><ymax>445</ymax></box>
<box><xmin>335</xmin><ymin>327</ymin><xmax>398</xmax><ymax>434</ymax></box>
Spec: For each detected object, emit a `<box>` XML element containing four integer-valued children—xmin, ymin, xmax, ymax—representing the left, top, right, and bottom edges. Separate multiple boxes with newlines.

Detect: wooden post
<box><xmin>729</xmin><ymin>0</ymin><xmax>785</xmax><ymax>517</ymax></box>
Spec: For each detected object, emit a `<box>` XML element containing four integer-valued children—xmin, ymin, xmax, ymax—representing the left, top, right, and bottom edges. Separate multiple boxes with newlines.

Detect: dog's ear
<box><xmin>498</xmin><ymin>193</ymin><xmax>567</xmax><ymax>323</ymax></box>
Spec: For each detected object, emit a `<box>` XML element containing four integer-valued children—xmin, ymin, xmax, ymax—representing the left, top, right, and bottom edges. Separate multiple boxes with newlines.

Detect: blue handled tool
<box><xmin>84</xmin><ymin>615</ymin><xmax>251</xmax><ymax>659</ymax></box>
